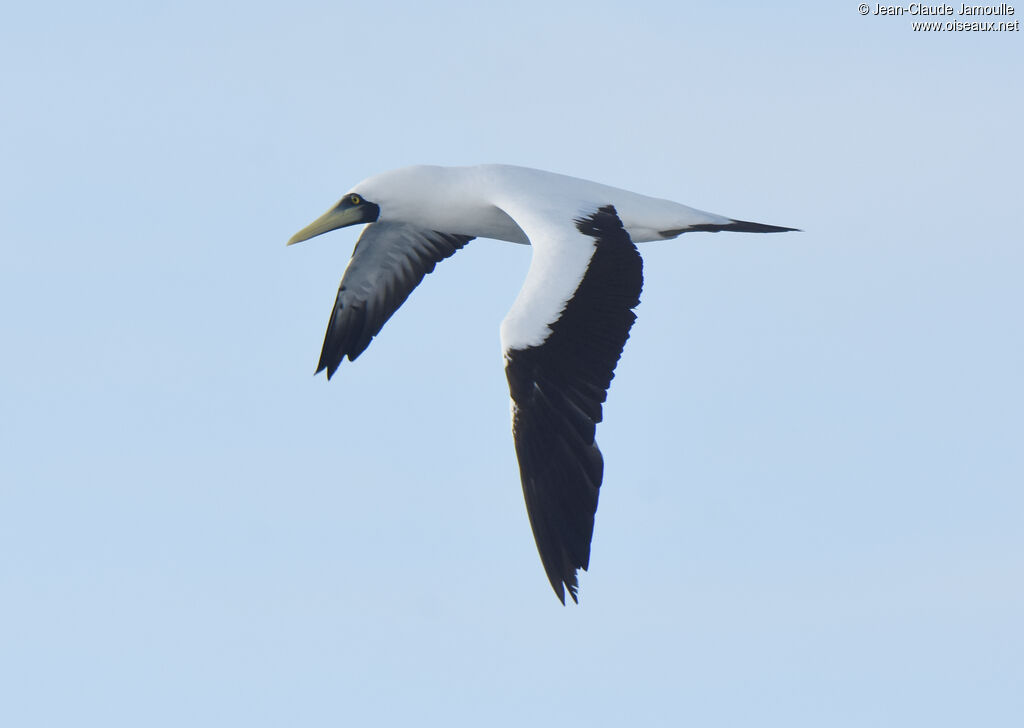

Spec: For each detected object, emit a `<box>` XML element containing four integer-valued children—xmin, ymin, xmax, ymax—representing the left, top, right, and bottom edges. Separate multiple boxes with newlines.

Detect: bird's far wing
<box><xmin>499</xmin><ymin>204</ymin><xmax>643</xmax><ymax>604</ymax></box>
<box><xmin>318</xmin><ymin>222</ymin><xmax>473</xmax><ymax>378</ymax></box>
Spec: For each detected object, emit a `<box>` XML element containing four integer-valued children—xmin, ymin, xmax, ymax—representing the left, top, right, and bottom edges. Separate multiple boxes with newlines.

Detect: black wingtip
<box><xmin>547</xmin><ymin>575</ymin><xmax>580</xmax><ymax>606</ymax></box>
<box><xmin>314</xmin><ymin>357</ymin><xmax>340</xmax><ymax>380</ymax></box>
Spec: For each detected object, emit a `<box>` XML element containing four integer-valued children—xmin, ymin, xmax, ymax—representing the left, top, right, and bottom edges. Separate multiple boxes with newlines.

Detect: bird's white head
<box><xmin>350</xmin><ymin>165</ymin><xmax>462</xmax><ymax>225</ymax></box>
<box><xmin>286</xmin><ymin>189</ymin><xmax>381</xmax><ymax>246</ymax></box>
<box><xmin>286</xmin><ymin>166</ymin><xmax>461</xmax><ymax>246</ymax></box>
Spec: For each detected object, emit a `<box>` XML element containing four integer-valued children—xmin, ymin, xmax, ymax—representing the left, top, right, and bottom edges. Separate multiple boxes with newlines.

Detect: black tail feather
<box><xmin>660</xmin><ymin>219</ymin><xmax>801</xmax><ymax>238</ymax></box>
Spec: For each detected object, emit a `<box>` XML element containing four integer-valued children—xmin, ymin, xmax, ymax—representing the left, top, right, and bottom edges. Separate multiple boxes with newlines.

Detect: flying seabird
<box><xmin>288</xmin><ymin>164</ymin><xmax>797</xmax><ymax>603</ymax></box>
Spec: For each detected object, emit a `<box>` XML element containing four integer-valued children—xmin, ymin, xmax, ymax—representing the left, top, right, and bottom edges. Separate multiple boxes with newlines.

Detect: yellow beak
<box><xmin>287</xmin><ymin>204</ymin><xmax>367</xmax><ymax>246</ymax></box>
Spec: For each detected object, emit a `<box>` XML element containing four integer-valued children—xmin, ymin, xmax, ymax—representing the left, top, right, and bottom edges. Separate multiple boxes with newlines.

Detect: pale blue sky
<box><xmin>2</xmin><ymin>2</ymin><xmax>1021</xmax><ymax>726</ymax></box>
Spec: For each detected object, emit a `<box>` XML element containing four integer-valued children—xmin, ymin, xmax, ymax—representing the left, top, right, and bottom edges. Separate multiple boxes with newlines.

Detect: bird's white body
<box><xmin>289</xmin><ymin>164</ymin><xmax>796</xmax><ymax>603</ymax></box>
<box><xmin>351</xmin><ymin>164</ymin><xmax>732</xmax><ymax>245</ymax></box>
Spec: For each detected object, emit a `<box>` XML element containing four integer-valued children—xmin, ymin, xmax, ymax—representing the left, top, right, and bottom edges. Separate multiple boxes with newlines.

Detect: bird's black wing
<box><xmin>317</xmin><ymin>222</ymin><xmax>473</xmax><ymax>378</ymax></box>
<box><xmin>503</xmin><ymin>205</ymin><xmax>643</xmax><ymax>603</ymax></box>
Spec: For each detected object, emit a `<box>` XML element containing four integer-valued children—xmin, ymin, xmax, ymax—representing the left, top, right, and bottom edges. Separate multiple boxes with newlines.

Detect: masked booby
<box><xmin>288</xmin><ymin>164</ymin><xmax>797</xmax><ymax>603</ymax></box>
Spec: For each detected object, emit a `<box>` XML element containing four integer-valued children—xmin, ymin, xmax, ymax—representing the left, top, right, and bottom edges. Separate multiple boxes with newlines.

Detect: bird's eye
<box><xmin>350</xmin><ymin>194</ymin><xmax>361</xmax><ymax>205</ymax></box>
